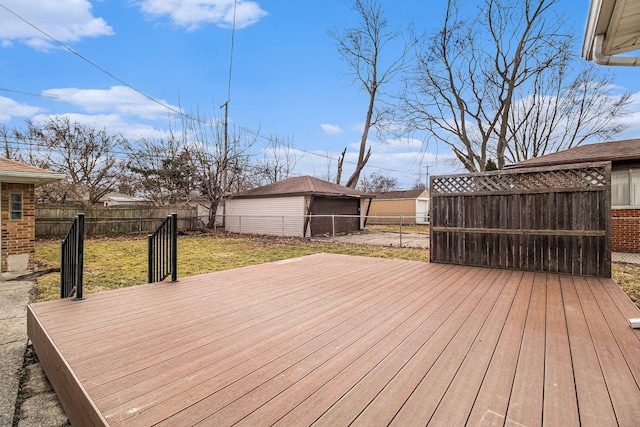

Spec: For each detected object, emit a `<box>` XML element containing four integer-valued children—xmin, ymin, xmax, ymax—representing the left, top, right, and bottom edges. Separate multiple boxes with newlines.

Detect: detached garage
<box><xmin>225</xmin><ymin>176</ymin><xmax>373</xmax><ymax>237</ymax></box>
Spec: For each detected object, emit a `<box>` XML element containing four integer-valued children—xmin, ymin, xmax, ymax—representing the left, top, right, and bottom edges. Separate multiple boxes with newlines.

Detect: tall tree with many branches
<box><xmin>330</xmin><ymin>0</ymin><xmax>416</xmax><ymax>187</ymax></box>
<box><xmin>12</xmin><ymin>116</ymin><xmax>127</xmax><ymax>205</ymax></box>
<box><xmin>399</xmin><ymin>0</ymin><xmax>630</xmax><ymax>172</ymax></box>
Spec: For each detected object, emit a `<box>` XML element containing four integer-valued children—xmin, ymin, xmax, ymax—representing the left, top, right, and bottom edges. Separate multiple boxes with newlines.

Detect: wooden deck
<box><xmin>27</xmin><ymin>253</ymin><xmax>640</xmax><ymax>426</ymax></box>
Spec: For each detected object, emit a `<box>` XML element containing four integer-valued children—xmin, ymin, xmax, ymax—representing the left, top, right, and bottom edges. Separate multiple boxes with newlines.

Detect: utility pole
<box><xmin>220</xmin><ymin>100</ymin><xmax>229</xmax><ymax>193</ymax></box>
<box><xmin>424</xmin><ymin>165</ymin><xmax>430</xmax><ymax>190</ymax></box>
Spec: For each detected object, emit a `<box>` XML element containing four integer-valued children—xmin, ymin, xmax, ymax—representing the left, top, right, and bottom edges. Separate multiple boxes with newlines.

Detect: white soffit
<box><xmin>583</xmin><ymin>0</ymin><xmax>640</xmax><ymax>61</ymax></box>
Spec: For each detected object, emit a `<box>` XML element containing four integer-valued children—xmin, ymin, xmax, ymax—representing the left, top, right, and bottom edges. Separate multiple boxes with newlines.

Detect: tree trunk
<box><xmin>207</xmin><ymin>200</ymin><xmax>219</xmax><ymax>228</ymax></box>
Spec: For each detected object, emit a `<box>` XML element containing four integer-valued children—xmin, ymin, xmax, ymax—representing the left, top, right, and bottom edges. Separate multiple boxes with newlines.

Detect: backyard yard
<box><xmin>33</xmin><ymin>231</ymin><xmax>640</xmax><ymax>308</ymax></box>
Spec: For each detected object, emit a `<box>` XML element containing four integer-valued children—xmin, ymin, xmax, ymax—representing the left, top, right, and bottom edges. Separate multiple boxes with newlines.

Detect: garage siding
<box><xmin>225</xmin><ymin>196</ymin><xmax>305</xmax><ymax>237</ymax></box>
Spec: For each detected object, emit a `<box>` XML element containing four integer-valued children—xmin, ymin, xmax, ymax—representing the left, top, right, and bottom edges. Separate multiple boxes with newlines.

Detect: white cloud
<box><xmin>320</xmin><ymin>123</ymin><xmax>343</xmax><ymax>136</ymax></box>
<box><xmin>0</xmin><ymin>0</ymin><xmax>113</xmax><ymax>50</ymax></box>
<box><xmin>296</xmin><ymin>141</ymin><xmax>460</xmax><ymax>189</ymax></box>
<box><xmin>0</xmin><ymin>96</ymin><xmax>42</xmax><ymax>122</ymax></box>
<box><xmin>614</xmin><ymin>91</ymin><xmax>640</xmax><ymax>140</ymax></box>
<box><xmin>139</xmin><ymin>0</ymin><xmax>268</xmax><ymax>31</ymax></box>
<box><xmin>43</xmin><ymin>86</ymin><xmax>182</xmax><ymax>120</ymax></box>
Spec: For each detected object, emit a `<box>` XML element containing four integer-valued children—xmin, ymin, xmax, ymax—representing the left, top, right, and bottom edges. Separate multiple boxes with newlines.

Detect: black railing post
<box><xmin>60</xmin><ymin>213</ymin><xmax>85</xmax><ymax>300</ymax></box>
<box><xmin>148</xmin><ymin>214</ymin><xmax>178</xmax><ymax>283</ymax></box>
<box><xmin>171</xmin><ymin>213</ymin><xmax>178</xmax><ymax>282</ymax></box>
<box><xmin>147</xmin><ymin>233</ymin><xmax>154</xmax><ymax>284</ymax></box>
<box><xmin>74</xmin><ymin>213</ymin><xmax>84</xmax><ymax>300</ymax></box>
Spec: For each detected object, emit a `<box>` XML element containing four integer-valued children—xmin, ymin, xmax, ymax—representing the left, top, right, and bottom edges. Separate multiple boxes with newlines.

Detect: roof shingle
<box><xmin>229</xmin><ymin>176</ymin><xmax>372</xmax><ymax>199</ymax></box>
<box><xmin>508</xmin><ymin>138</ymin><xmax>640</xmax><ymax>169</ymax></box>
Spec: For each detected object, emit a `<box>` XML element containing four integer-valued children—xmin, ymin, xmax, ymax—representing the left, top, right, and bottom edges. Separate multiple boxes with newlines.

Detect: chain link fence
<box><xmin>221</xmin><ymin>214</ymin><xmax>430</xmax><ymax>249</ymax></box>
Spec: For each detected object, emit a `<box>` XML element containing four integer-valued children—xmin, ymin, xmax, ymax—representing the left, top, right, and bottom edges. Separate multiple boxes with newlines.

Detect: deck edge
<box><xmin>27</xmin><ymin>304</ymin><xmax>108</xmax><ymax>426</ymax></box>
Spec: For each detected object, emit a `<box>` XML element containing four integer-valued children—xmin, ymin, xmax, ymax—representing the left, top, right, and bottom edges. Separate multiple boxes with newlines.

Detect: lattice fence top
<box><xmin>431</xmin><ymin>163</ymin><xmax>609</xmax><ymax>195</ymax></box>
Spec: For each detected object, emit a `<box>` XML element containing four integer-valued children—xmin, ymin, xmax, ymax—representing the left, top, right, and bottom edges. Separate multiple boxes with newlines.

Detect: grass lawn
<box><xmin>33</xmin><ymin>233</ymin><xmax>429</xmax><ymax>302</ymax></box>
<box><xmin>34</xmin><ymin>232</ymin><xmax>640</xmax><ymax>308</ymax></box>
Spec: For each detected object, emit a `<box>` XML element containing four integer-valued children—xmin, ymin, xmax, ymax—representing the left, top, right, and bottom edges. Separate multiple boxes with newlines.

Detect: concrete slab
<box><xmin>0</xmin><ymin>279</ymin><xmax>68</xmax><ymax>427</ymax></box>
<box><xmin>17</xmin><ymin>393</ymin><xmax>68</xmax><ymax>427</ymax></box>
<box><xmin>0</xmin><ymin>280</ymin><xmax>32</xmax><ymax>427</ymax></box>
<box><xmin>312</xmin><ymin>231</ymin><xmax>430</xmax><ymax>248</ymax></box>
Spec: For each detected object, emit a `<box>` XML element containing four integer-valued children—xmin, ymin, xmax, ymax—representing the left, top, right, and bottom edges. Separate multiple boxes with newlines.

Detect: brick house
<box><xmin>0</xmin><ymin>158</ymin><xmax>65</xmax><ymax>273</ymax></box>
<box><xmin>508</xmin><ymin>138</ymin><xmax>640</xmax><ymax>253</ymax></box>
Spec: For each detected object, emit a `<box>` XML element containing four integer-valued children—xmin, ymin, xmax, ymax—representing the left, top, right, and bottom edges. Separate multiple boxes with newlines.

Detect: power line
<box><xmin>0</xmin><ymin>3</ymin><xmax>423</xmax><ymax>178</ymax></box>
<box><xmin>0</xmin><ymin>2</ymin><xmax>185</xmax><ymax>118</ymax></box>
<box><xmin>226</xmin><ymin>0</ymin><xmax>237</xmax><ymax>104</ymax></box>
<box><xmin>0</xmin><ymin>87</ymin><xmax>58</xmax><ymax>99</ymax></box>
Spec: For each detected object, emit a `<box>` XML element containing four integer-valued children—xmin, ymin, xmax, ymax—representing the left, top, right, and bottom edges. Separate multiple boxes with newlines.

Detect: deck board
<box><xmin>543</xmin><ymin>273</ymin><xmax>579</xmax><ymax>426</ymax></box>
<box><xmin>27</xmin><ymin>253</ymin><xmax>640</xmax><ymax>426</ymax></box>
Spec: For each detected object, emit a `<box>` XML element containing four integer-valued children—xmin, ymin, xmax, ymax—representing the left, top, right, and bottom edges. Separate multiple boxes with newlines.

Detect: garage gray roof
<box><xmin>229</xmin><ymin>175</ymin><xmax>373</xmax><ymax>199</ymax></box>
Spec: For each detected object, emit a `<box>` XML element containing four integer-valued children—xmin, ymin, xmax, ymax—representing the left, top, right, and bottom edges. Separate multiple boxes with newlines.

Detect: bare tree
<box><xmin>359</xmin><ymin>171</ymin><xmax>398</xmax><ymax>192</ymax></box>
<box><xmin>181</xmin><ymin>111</ymin><xmax>257</xmax><ymax>228</ymax></box>
<box><xmin>13</xmin><ymin>117</ymin><xmax>127</xmax><ymax>205</ymax></box>
<box><xmin>255</xmin><ymin>134</ymin><xmax>300</xmax><ymax>184</ymax></box>
<box><xmin>400</xmin><ymin>0</ymin><xmax>629</xmax><ymax>172</ymax></box>
<box><xmin>128</xmin><ymin>130</ymin><xmax>198</xmax><ymax>205</ymax></box>
<box><xmin>330</xmin><ymin>0</ymin><xmax>415</xmax><ymax>187</ymax></box>
<box><xmin>505</xmin><ymin>67</ymin><xmax>630</xmax><ymax>163</ymax></box>
<box><xmin>0</xmin><ymin>125</ymin><xmax>20</xmax><ymax>159</ymax></box>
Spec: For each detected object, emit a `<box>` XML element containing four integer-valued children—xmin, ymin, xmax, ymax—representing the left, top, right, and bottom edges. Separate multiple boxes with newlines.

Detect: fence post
<box><xmin>332</xmin><ymin>214</ymin><xmax>336</xmax><ymax>243</ymax></box>
<box><xmin>74</xmin><ymin>213</ymin><xmax>85</xmax><ymax>300</ymax></box>
<box><xmin>171</xmin><ymin>213</ymin><xmax>178</xmax><ymax>282</ymax></box>
<box><xmin>400</xmin><ymin>215</ymin><xmax>403</xmax><ymax>248</ymax></box>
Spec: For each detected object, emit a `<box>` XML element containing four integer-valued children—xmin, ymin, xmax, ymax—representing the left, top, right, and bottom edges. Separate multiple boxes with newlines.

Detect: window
<box><xmin>10</xmin><ymin>193</ymin><xmax>22</xmax><ymax>220</ymax></box>
<box><xmin>612</xmin><ymin>169</ymin><xmax>640</xmax><ymax>206</ymax></box>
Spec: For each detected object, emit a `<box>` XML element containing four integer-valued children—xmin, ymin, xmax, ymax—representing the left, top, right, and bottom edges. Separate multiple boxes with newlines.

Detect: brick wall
<box><xmin>1</xmin><ymin>183</ymin><xmax>35</xmax><ymax>272</ymax></box>
<box><xmin>612</xmin><ymin>208</ymin><xmax>640</xmax><ymax>253</ymax></box>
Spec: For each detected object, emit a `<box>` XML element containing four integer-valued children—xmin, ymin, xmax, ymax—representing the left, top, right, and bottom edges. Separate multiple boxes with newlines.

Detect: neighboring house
<box><xmin>367</xmin><ymin>189</ymin><xmax>430</xmax><ymax>224</ymax></box>
<box><xmin>98</xmin><ymin>192</ymin><xmax>147</xmax><ymax>207</ymax></box>
<box><xmin>508</xmin><ymin>138</ymin><xmax>640</xmax><ymax>253</ymax></box>
<box><xmin>0</xmin><ymin>158</ymin><xmax>65</xmax><ymax>272</ymax></box>
<box><xmin>225</xmin><ymin>176</ymin><xmax>373</xmax><ymax>237</ymax></box>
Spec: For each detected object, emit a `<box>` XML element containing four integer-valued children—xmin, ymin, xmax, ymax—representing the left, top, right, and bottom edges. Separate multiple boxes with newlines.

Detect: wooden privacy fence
<box><xmin>36</xmin><ymin>206</ymin><xmax>198</xmax><ymax>238</ymax></box>
<box><xmin>430</xmin><ymin>162</ymin><xmax>611</xmax><ymax>277</ymax></box>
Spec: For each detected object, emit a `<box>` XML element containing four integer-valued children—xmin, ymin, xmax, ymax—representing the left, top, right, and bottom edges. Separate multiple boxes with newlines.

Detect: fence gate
<box><xmin>430</xmin><ymin>162</ymin><xmax>611</xmax><ymax>277</ymax></box>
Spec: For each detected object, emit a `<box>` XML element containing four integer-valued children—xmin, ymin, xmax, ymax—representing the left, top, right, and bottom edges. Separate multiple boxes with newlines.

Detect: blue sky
<box><xmin>1</xmin><ymin>0</ymin><xmax>639</xmax><ymax>189</ymax></box>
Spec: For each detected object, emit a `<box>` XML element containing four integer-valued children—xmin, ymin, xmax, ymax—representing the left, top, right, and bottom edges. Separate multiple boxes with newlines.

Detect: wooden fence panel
<box><xmin>36</xmin><ymin>206</ymin><xmax>198</xmax><ymax>238</ymax></box>
<box><xmin>430</xmin><ymin>162</ymin><xmax>611</xmax><ymax>277</ymax></box>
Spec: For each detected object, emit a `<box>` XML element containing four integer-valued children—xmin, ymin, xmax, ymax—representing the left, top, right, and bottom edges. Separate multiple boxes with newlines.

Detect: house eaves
<box><xmin>583</xmin><ymin>0</ymin><xmax>640</xmax><ymax>65</ymax></box>
<box><xmin>0</xmin><ymin>157</ymin><xmax>66</xmax><ymax>187</ymax></box>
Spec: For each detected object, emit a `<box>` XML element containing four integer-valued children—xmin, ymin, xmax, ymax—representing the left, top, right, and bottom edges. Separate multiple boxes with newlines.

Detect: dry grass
<box><xmin>33</xmin><ymin>233</ymin><xmax>428</xmax><ymax>302</ymax></box>
<box><xmin>612</xmin><ymin>263</ymin><xmax>640</xmax><ymax>308</ymax></box>
<box><xmin>34</xmin><ymin>232</ymin><xmax>640</xmax><ymax>309</ymax></box>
